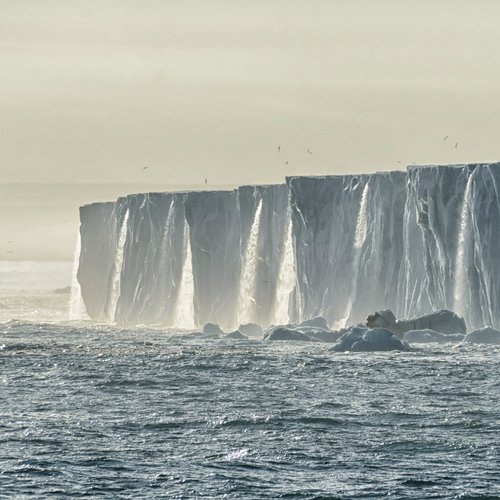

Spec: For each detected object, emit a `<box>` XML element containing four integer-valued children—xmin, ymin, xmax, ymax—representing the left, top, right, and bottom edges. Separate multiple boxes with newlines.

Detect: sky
<box><xmin>2</xmin><ymin>0</ymin><xmax>500</xmax><ymax>263</ymax></box>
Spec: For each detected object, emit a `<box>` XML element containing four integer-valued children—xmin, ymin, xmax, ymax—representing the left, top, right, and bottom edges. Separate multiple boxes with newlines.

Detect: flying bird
<box><xmin>285</xmin><ymin>160</ymin><xmax>289</xmax><ymax>166</ymax></box>
<box><xmin>277</xmin><ymin>145</ymin><xmax>281</xmax><ymax>152</ymax></box>
<box><xmin>205</xmin><ymin>178</ymin><xmax>208</xmax><ymax>185</ymax></box>
<box><xmin>443</xmin><ymin>136</ymin><xmax>448</xmax><ymax>142</ymax></box>
<box><xmin>455</xmin><ymin>142</ymin><xmax>458</xmax><ymax>149</ymax></box>
<box><xmin>143</xmin><ymin>166</ymin><xmax>148</xmax><ymax>170</ymax></box>
<box><xmin>307</xmin><ymin>148</ymin><xmax>313</xmax><ymax>155</ymax></box>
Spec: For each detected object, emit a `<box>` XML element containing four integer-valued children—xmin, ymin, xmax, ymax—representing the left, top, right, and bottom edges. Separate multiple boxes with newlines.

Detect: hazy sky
<box><xmin>2</xmin><ymin>0</ymin><xmax>500</xmax><ymax>187</ymax></box>
<box><xmin>2</xmin><ymin>0</ymin><xmax>500</xmax><ymax>265</ymax></box>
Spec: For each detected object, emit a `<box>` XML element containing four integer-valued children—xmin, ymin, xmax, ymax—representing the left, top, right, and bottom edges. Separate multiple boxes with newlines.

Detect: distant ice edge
<box><xmin>75</xmin><ymin>163</ymin><xmax>500</xmax><ymax>331</ymax></box>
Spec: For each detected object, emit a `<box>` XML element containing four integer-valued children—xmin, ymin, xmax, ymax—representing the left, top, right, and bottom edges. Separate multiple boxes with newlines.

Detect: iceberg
<box><xmin>76</xmin><ymin>163</ymin><xmax>500</xmax><ymax>332</ymax></box>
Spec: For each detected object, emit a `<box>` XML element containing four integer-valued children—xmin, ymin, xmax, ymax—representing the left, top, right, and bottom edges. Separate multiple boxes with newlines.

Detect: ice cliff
<box><xmin>74</xmin><ymin>163</ymin><xmax>500</xmax><ymax>331</ymax></box>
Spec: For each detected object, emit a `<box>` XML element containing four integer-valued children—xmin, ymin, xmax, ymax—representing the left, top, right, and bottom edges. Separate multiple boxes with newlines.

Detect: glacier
<box><xmin>73</xmin><ymin>163</ymin><xmax>500</xmax><ymax>331</ymax></box>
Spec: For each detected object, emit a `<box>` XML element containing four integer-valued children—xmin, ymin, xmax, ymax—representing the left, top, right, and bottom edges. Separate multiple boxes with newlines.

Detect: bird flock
<box><xmin>137</xmin><ymin>134</ymin><xmax>462</xmax><ymax>186</ymax></box>
<box><xmin>277</xmin><ymin>144</ymin><xmax>314</xmax><ymax>167</ymax></box>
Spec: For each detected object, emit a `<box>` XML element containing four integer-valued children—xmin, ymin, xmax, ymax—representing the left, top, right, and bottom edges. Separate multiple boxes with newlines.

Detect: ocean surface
<box><xmin>1</xmin><ymin>292</ymin><xmax>499</xmax><ymax>499</ymax></box>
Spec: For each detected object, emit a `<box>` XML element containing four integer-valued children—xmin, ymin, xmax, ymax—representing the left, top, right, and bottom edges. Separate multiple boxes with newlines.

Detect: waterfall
<box><xmin>344</xmin><ymin>182</ymin><xmax>370</xmax><ymax>325</ymax></box>
<box><xmin>68</xmin><ymin>229</ymin><xmax>88</xmax><ymax>321</ymax></box>
<box><xmin>354</xmin><ymin>182</ymin><xmax>369</xmax><ymax>249</ymax></box>
<box><xmin>237</xmin><ymin>198</ymin><xmax>263</xmax><ymax>325</ymax></box>
<box><xmin>273</xmin><ymin>213</ymin><xmax>295</xmax><ymax>324</ymax></box>
<box><xmin>173</xmin><ymin>222</ymin><xmax>195</xmax><ymax>329</ymax></box>
<box><xmin>453</xmin><ymin>171</ymin><xmax>474</xmax><ymax>318</ymax></box>
<box><xmin>105</xmin><ymin>208</ymin><xmax>129</xmax><ymax>322</ymax></box>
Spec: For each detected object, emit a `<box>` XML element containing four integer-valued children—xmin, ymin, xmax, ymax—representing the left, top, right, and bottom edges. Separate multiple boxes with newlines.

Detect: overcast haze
<box><xmin>2</xmin><ymin>0</ymin><xmax>500</xmax><ymax>262</ymax></box>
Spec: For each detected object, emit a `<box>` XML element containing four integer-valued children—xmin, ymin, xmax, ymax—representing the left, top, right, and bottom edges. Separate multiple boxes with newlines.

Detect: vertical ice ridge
<box><xmin>344</xmin><ymin>182</ymin><xmax>370</xmax><ymax>325</ymax></box>
<box><xmin>106</xmin><ymin>208</ymin><xmax>129</xmax><ymax>322</ymax></box>
<box><xmin>155</xmin><ymin>199</ymin><xmax>175</xmax><ymax>319</ymax></box>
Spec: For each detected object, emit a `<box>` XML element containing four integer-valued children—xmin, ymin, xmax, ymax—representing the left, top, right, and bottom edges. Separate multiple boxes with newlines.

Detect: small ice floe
<box><xmin>404</xmin><ymin>329</ymin><xmax>465</xmax><ymax>343</ymax></box>
<box><xmin>463</xmin><ymin>327</ymin><xmax>500</xmax><ymax>345</ymax></box>
<box><xmin>330</xmin><ymin>327</ymin><xmax>410</xmax><ymax>352</ymax></box>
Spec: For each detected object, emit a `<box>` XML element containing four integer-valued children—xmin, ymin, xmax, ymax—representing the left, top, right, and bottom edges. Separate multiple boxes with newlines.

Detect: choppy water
<box><xmin>1</xmin><ymin>293</ymin><xmax>500</xmax><ymax>498</ymax></box>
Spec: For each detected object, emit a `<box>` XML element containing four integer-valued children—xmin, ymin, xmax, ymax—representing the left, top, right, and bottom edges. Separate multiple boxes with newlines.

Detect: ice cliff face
<box><xmin>398</xmin><ymin>164</ymin><xmax>500</xmax><ymax>330</ymax></box>
<box><xmin>78</xmin><ymin>201</ymin><xmax>117</xmax><ymax>321</ymax></box>
<box><xmin>75</xmin><ymin>163</ymin><xmax>500</xmax><ymax>331</ymax></box>
<box><xmin>289</xmin><ymin>171</ymin><xmax>407</xmax><ymax>326</ymax></box>
<box><xmin>114</xmin><ymin>192</ymin><xmax>188</xmax><ymax>325</ymax></box>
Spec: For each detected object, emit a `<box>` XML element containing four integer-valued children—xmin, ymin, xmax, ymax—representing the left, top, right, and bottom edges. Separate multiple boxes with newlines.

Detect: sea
<box><xmin>1</xmin><ymin>275</ymin><xmax>500</xmax><ymax>498</ymax></box>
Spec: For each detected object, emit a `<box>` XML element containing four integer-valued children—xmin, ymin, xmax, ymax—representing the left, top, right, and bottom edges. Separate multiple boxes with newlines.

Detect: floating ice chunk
<box><xmin>264</xmin><ymin>326</ymin><xmax>319</xmax><ymax>342</ymax></box>
<box><xmin>404</xmin><ymin>329</ymin><xmax>464</xmax><ymax>343</ymax></box>
<box><xmin>203</xmin><ymin>323</ymin><xmax>224</xmax><ymax>336</ymax></box>
<box><xmin>331</xmin><ymin>327</ymin><xmax>409</xmax><ymax>352</ymax></box>
<box><xmin>226</xmin><ymin>330</ymin><xmax>248</xmax><ymax>340</ymax></box>
<box><xmin>463</xmin><ymin>327</ymin><xmax>500</xmax><ymax>345</ymax></box>
<box><xmin>297</xmin><ymin>316</ymin><xmax>329</xmax><ymax>330</ymax></box>
<box><xmin>238</xmin><ymin>323</ymin><xmax>263</xmax><ymax>338</ymax></box>
<box><xmin>367</xmin><ymin>309</ymin><xmax>466</xmax><ymax>337</ymax></box>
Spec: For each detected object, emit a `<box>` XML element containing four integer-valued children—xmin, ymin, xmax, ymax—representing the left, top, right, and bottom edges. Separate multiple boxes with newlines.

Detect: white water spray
<box><xmin>106</xmin><ymin>208</ymin><xmax>129</xmax><ymax>322</ymax></box>
<box><xmin>354</xmin><ymin>183</ymin><xmax>369</xmax><ymax>249</ymax></box>
<box><xmin>453</xmin><ymin>172</ymin><xmax>474</xmax><ymax>317</ymax></box>
<box><xmin>69</xmin><ymin>229</ymin><xmax>88</xmax><ymax>321</ymax></box>
<box><xmin>273</xmin><ymin>214</ymin><xmax>295</xmax><ymax>324</ymax></box>
<box><xmin>237</xmin><ymin>199</ymin><xmax>263</xmax><ymax>324</ymax></box>
<box><xmin>174</xmin><ymin>222</ymin><xmax>195</xmax><ymax>329</ymax></box>
<box><xmin>344</xmin><ymin>183</ymin><xmax>370</xmax><ymax>325</ymax></box>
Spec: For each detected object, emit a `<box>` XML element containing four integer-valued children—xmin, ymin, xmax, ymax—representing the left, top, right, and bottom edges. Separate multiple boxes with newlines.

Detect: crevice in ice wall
<box><xmin>69</xmin><ymin>229</ymin><xmax>89</xmax><ymax>321</ymax></box>
<box><xmin>155</xmin><ymin>199</ymin><xmax>175</xmax><ymax>323</ymax></box>
<box><xmin>105</xmin><ymin>208</ymin><xmax>129</xmax><ymax>322</ymax></box>
<box><xmin>173</xmin><ymin>220</ymin><xmax>195</xmax><ymax>329</ymax></box>
<box><xmin>237</xmin><ymin>198</ymin><xmax>263</xmax><ymax>324</ymax></box>
<box><xmin>273</xmin><ymin>211</ymin><xmax>296</xmax><ymax>324</ymax></box>
<box><xmin>453</xmin><ymin>170</ymin><xmax>475</xmax><ymax>319</ymax></box>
